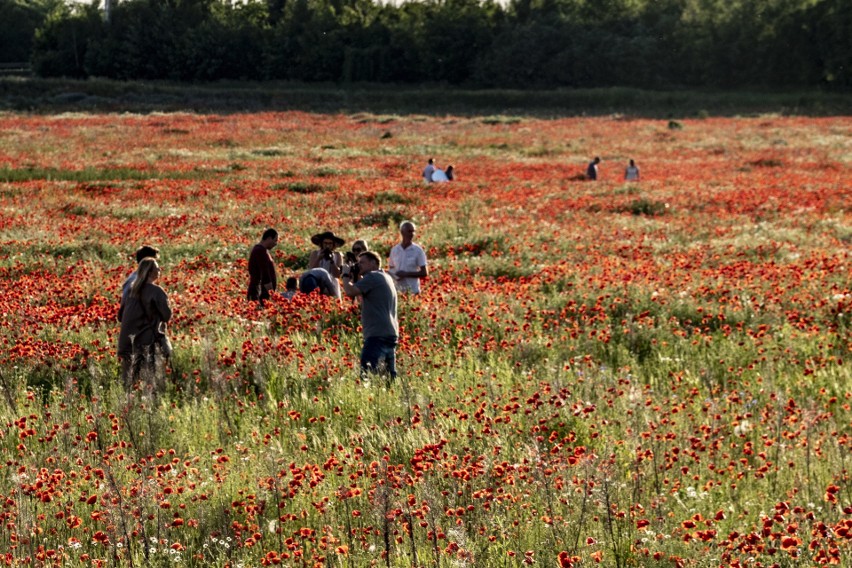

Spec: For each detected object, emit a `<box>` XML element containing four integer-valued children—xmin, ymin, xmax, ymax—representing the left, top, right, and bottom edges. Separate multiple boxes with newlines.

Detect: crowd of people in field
<box><xmin>118</xmin><ymin>154</ymin><xmax>639</xmax><ymax>390</ymax></box>
<box><xmin>118</xmin><ymin>220</ymin><xmax>427</xmax><ymax>389</ymax></box>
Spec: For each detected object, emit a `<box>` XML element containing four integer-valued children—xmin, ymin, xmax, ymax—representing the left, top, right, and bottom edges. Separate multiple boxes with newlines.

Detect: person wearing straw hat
<box><xmin>308</xmin><ymin>230</ymin><xmax>345</xmax><ymax>278</ymax></box>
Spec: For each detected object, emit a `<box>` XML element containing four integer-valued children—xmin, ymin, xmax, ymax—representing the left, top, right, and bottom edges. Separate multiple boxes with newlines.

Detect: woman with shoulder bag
<box><xmin>117</xmin><ymin>257</ymin><xmax>173</xmax><ymax>390</ymax></box>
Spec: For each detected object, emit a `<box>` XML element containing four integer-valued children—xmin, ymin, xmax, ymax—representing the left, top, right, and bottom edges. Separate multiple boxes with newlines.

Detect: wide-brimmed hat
<box><xmin>311</xmin><ymin>231</ymin><xmax>345</xmax><ymax>247</ymax></box>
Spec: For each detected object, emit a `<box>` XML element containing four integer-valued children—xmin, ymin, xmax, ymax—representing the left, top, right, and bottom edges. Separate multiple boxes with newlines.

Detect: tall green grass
<box><xmin>0</xmin><ymin>166</ymin><xmax>212</xmax><ymax>182</ymax></box>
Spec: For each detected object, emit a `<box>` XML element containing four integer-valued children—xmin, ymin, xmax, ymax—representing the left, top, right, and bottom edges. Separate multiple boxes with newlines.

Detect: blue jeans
<box><xmin>360</xmin><ymin>336</ymin><xmax>398</xmax><ymax>379</ymax></box>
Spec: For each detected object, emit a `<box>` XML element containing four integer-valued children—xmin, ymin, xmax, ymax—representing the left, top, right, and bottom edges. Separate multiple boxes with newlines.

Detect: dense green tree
<box><xmin>27</xmin><ymin>0</ymin><xmax>852</xmax><ymax>89</ymax></box>
<box><xmin>86</xmin><ymin>0</ymin><xmax>184</xmax><ymax>79</ymax></box>
<box><xmin>0</xmin><ymin>0</ymin><xmax>57</xmax><ymax>63</ymax></box>
<box><xmin>32</xmin><ymin>3</ymin><xmax>102</xmax><ymax>77</ymax></box>
<box><xmin>267</xmin><ymin>0</ymin><xmax>348</xmax><ymax>81</ymax></box>
<box><xmin>414</xmin><ymin>0</ymin><xmax>499</xmax><ymax>84</ymax></box>
<box><xmin>372</xmin><ymin>3</ymin><xmax>427</xmax><ymax>83</ymax></box>
<box><xmin>473</xmin><ymin>22</ymin><xmax>565</xmax><ymax>87</ymax></box>
<box><xmin>178</xmin><ymin>2</ymin><xmax>269</xmax><ymax>80</ymax></box>
<box><xmin>810</xmin><ymin>0</ymin><xmax>852</xmax><ymax>86</ymax></box>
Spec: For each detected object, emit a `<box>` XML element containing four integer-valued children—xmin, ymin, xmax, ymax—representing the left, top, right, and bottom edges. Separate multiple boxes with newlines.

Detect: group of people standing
<box><xmin>245</xmin><ymin>220</ymin><xmax>428</xmax><ymax>382</ymax></box>
<box><xmin>116</xmin><ymin>148</ymin><xmax>639</xmax><ymax>391</ymax></box>
<box><xmin>247</xmin><ymin>221</ymin><xmax>427</xmax><ymax>301</ymax></box>
<box><xmin>587</xmin><ymin>157</ymin><xmax>641</xmax><ymax>181</ymax></box>
<box><xmin>117</xmin><ymin>221</ymin><xmax>428</xmax><ymax>390</ymax></box>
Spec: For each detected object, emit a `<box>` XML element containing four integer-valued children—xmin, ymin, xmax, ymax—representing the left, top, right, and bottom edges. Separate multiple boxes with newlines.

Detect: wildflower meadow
<box><xmin>0</xmin><ymin>111</ymin><xmax>849</xmax><ymax>567</ymax></box>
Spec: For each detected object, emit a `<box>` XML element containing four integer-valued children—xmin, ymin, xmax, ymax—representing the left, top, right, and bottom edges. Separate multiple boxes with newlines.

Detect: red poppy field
<box><xmin>0</xmin><ymin>111</ymin><xmax>849</xmax><ymax>567</ymax></box>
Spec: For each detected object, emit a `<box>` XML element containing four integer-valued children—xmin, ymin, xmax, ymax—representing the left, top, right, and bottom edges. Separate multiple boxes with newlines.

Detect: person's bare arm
<box><xmin>327</xmin><ymin>252</ymin><xmax>342</xmax><ymax>278</ymax></box>
<box><xmin>397</xmin><ymin>265</ymin><xmax>427</xmax><ymax>279</ymax></box>
<box><xmin>340</xmin><ymin>267</ymin><xmax>362</xmax><ymax>298</ymax></box>
<box><xmin>308</xmin><ymin>250</ymin><xmax>321</xmax><ymax>269</ymax></box>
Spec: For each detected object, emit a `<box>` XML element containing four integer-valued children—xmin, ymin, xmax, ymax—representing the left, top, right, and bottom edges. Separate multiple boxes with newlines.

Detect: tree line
<box><xmin>3</xmin><ymin>0</ymin><xmax>851</xmax><ymax>89</ymax></box>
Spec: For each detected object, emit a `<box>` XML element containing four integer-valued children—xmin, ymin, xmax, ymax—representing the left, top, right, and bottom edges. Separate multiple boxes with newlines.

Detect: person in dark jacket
<box><xmin>587</xmin><ymin>156</ymin><xmax>601</xmax><ymax>180</ymax></box>
<box><xmin>247</xmin><ymin>228</ymin><xmax>279</xmax><ymax>303</ymax></box>
<box><xmin>118</xmin><ymin>257</ymin><xmax>172</xmax><ymax>389</ymax></box>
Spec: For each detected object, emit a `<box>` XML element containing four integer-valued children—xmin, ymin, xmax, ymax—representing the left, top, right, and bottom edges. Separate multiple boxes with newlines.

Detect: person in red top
<box><xmin>247</xmin><ymin>228</ymin><xmax>279</xmax><ymax>303</ymax></box>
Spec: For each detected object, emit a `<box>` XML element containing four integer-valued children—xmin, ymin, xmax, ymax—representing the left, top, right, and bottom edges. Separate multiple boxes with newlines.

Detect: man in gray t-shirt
<box><xmin>341</xmin><ymin>251</ymin><xmax>399</xmax><ymax>381</ymax></box>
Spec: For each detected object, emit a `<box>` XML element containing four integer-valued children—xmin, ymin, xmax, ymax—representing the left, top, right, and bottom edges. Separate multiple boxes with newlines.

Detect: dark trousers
<box><xmin>360</xmin><ymin>336</ymin><xmax>398</xmax><ymax>380</ymax></box>
<box><xmin>120</xmin><ymin>344</ymin><xmax>164</xmax><ymax>391</ymax></box>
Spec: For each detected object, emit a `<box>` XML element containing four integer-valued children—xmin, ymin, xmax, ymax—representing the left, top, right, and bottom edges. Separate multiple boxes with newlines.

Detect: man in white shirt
<box><xmin>388</xmin><ymin>220</ymin><xmax>428</xmax><ymax>294</ymax></box>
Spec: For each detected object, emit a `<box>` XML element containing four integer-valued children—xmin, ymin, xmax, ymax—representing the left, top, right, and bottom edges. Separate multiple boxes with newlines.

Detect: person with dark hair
<box><xmin>624</xmin><ymin>159</ymin><xmax>640</xmax><ymax>181</ymax></box>
<box><xmin>247</xmin><ymin>228</ymin><xmax>279</xmax><ymax>303</ymax></box>
<box><xmin>308</xmin><ymin>231</ymin><xmax>344</xmax><ymax>278</ymax></box>
<box><xmin>299</xmin><ymin>267</ymin><xmax>341</xmax><ymax>299</ymax></box>
<box><xmin>343</xmin><ymin>239</ymin><xmax>369</xmax><ymax>282</ymax></box>
<box><xmin>341</xmin><ymin>251</ymin><xmax>399</xmax><ymax>382</ymax></box>
<box><xmin>120</xmin><ymin>245</ymin><xmax>160</xmax><ymax>306</ymax></box>
<box><xmin>117</xmin><ymin>257</ymin><xmax>172</xmax><ymax>389</ymax></box>
<box><xmin>587</xmin><ymin>156</ymin><xmax>601</xmax><ymax>180</ymax></box>
<box><xmin>282</xmin><ymin>277</ymin><xmax>298</xmax><ymax>300</ymax></box>
<box><xmin>423</xmin><ymin>158</ymin><xmax>435</xmax><ymax>183</ymax></box>
<box><xmin>445</xmin><ymin>165</ymin><xmax>454</xmax><ymax>181</ymax></box>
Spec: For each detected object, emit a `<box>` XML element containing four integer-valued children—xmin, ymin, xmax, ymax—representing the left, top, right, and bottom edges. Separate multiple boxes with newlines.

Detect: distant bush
<box><xmin>357</xmin><ymin>209</ymin><xmax>408</xmax><ymax>227</ymax></box>
<box><xmin>280</xmin><ymin>182</ymin><xmax>331</xmax><ymax>194</ymax></box>
<box><xmin>371</xmin><ymin>192</ymin><xmax>411</xmax><ymax>205</ymax></box>
<box><xmin>622</xmin><ymin>198</ymin><xmax>668</xmax><ymax>216</ymax></box>
<box><xmin>749</xmin><ymin>158</ymin><xmax>783</xmax><ymax>168</ymax></box>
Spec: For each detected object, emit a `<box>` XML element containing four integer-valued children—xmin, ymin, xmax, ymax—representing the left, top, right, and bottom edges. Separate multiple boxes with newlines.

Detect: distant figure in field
<box><xmin>247</xmin><ymin>228</ymin><xmax>279</xmax><ymax>303</ymax></box>
<box><xmin>388</xmin><ymin>220</ymin><xmax>428</xmax><ymax>294</ymax></box>
<box><xmin>308</xmin><ymin>231</ymin><xmax>344</xmax><ymax>278</ymax></box>
<box><xmin>587</xmin><ymin>156</ymin><xmax>601</xmax><ymax>180</ymax></box>
<box><xmin>624</xmin><ymin>159</ymin><xmax>640</xmax><ymax>181</ymax></box>
<box><xmin>117</xmin><ymin>257</ymin><xmax>172</xmax><ymax>390</ymax></box>
<box><xmin>299</xmin><ymin>267</ymin><xmax>341</xmax><ymax>299</ymax></box>
<box><xmin>445</xmin><ymin>165</ymin><xmax>454</xmax><ymax>181</ymax></box>
<box><xmin>423</xmin><ymin>158</ymin><xmax>436</xmax><ymax>183</ymax></box>
<box><xmin>431</xmin><ymin>167</ymin><xmax>449</xmax><ymax>182</ymax></box>
<box><xmin>282</xmin><ymin>277</ymin><xmax>298</xmax><ymax>300</ymax></box>
<box><xmin>120</xmin><ymin>244</ymin><xmax>160</xmax><ymax>309</ymax></box>
<box><xmin>341</xmin><ymin>251</ymin><xmax>399</xmax><ymax>382</ymax></box>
